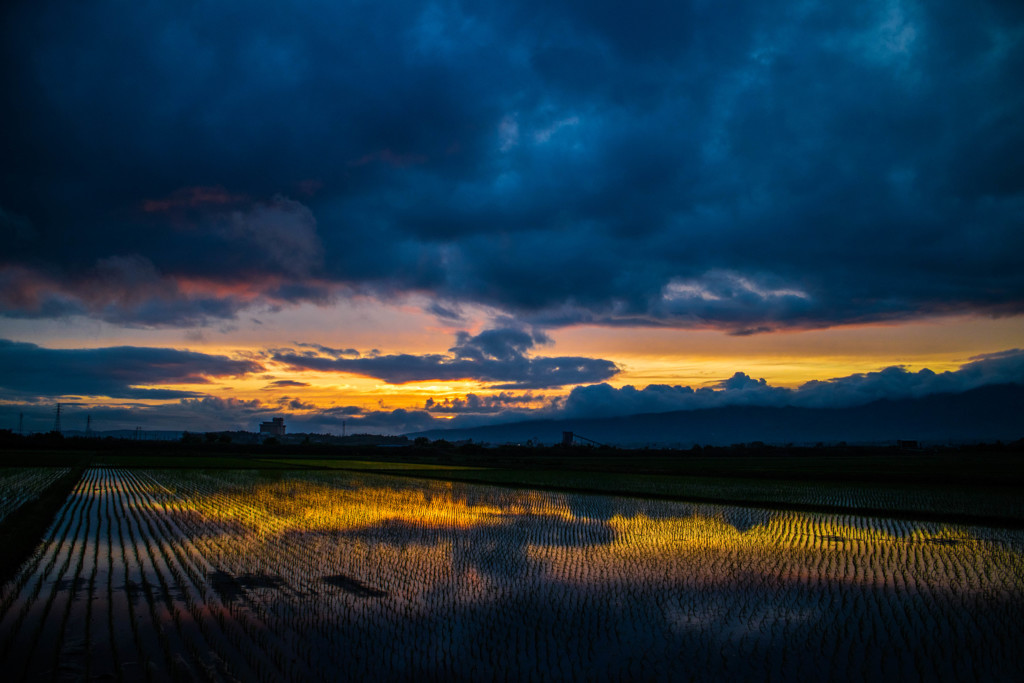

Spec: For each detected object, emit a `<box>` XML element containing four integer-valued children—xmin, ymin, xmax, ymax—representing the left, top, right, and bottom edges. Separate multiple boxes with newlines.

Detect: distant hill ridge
<box><xmin>410</xmin><ymin>383</ymin><xmax>1024</xmax><ymax>447</ymax></box>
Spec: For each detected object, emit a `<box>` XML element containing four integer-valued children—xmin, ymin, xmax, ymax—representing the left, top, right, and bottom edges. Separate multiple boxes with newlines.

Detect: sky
<box><xmin>1</xmin><ymin>0</ymin><xmax>1023</xmax><ymax>435</ymax></box>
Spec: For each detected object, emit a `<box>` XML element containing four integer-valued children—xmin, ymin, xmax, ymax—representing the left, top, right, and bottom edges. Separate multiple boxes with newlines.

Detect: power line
<box><xmin>53</xmin><ymin>403</ymin><xmax>62</xmax><ymax>435</ymax></box>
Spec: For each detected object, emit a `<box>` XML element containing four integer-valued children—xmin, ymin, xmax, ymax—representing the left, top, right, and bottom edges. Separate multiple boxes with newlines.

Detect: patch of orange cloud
<box><xmin>173</xmin><ymin>276</ymin><xmax>281</xmax><ymax>301</ymax></box>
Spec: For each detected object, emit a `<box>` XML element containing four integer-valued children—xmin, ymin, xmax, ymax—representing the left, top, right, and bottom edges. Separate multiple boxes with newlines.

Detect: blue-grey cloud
<box><xmin>1</xmin><ymin>1</ymin><xmax>1022</xmax><ymax>330</ymax></box>
<box><xmin>560</xmin><ymin>349</ymin><xmax>1024</xmax><ymax>418</ymax></box>
<box><xmin>0</xmin><ymin>339</ymin><xmax>263</xmax><ymax>400</ymax></box>
<box><xmin>304</xmin><ymin>407</ymin><xmax>438</xmax><ymax>435</ymax></box>
<box><xmin>292</xmin><ymin>343</ymin><xmax>361</xmax><ymax>358</ymax></box>
<box><xmin>275</xmin><ymin>328</ymin><xmax>617</xmax><ymax>389</ymax></box>
<box><xmin>450</xmin><ymin>328</ymin><xmax>551</xmax><ymax>362</ymax></box>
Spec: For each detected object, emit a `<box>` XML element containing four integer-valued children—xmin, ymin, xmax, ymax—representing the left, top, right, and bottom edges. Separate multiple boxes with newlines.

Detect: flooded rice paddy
<box><xmin>1</xmin><ymin>467</ymin><xmax>1022</xmax><ymax>681</ymax></box>
<box><xmin>0</xmin><ymin>467</ymin><xmax>69</xmax><ymax>523</ymax></box>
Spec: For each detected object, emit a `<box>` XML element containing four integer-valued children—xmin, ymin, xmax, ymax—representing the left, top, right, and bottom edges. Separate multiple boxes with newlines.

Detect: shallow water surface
<box><xmin>1</xmin><ymin>468</ymin><xmax>1021</xmax><ymax>681</ymax></box>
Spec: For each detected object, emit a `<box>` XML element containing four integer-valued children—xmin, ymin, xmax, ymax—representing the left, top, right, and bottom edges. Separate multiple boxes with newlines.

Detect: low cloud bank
<box><xmin>559</xmin><ymin>349</ymin><xmax>1024</xmax><ymax>418</ymax></box>
<box><xmin>4</xmin><ymin>341</ymin><xmax>1022</xmax><ymax>437</ymax></box>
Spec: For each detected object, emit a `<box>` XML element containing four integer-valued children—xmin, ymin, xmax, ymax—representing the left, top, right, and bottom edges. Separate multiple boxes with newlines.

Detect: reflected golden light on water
<box><xmin>195</xmin><ymin>476</ymin><xmax>579</xmax><ymax>534</ymax></box>
<box><xmin>520</xmin><ymin>509</ymin><xmax>1024</xmax><ymax>595</ymax></box>
<box><xmin>26</xmin><ymin>468</ymin><xmax>1017</xmax><ymax>681</ymax></box>
<box><xmin>165</xmin><ymin>471</ymin><xmax>1024</xmax><ymax>602</ymax></box>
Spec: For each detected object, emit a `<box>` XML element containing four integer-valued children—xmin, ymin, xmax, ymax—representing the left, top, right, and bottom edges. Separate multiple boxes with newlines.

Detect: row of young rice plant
<box><xmin>142</xmin><ymin>468</ymin><xmax>1024</xmax><ymax>680</ymax></box>
<box><xmin>2</xmin><ymin>467</ymin><xmax>1022</xmax><ymax>681</ymax></box>
<box><xmin>0</xmin><ymin>468</ymin><xmax>70</xmax><ymax>523</ymax></box>
<box><xmin>0</xmin><ymin>467</ymin><xmax>294</xmax><ymax>681</ymax></box>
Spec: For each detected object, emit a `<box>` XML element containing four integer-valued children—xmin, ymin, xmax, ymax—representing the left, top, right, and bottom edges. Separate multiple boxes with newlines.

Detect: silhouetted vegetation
<box><xmin>2</xmin><ymin>430</ymin><xmax>1024</xmax><ymax>489</ymax></box>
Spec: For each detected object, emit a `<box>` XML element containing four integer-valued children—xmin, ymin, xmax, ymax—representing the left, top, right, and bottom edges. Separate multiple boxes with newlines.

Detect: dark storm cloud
<box><xmin>0</xmin><ymin>196</ymin><xmax>332</xmax><ymax>326</ymax></box>
<box><xmin>0</xmin><ymin>339</ymin><xmax>263</xmax><ymax>399</ymax></box>
<box><xmin>2</xmin><ymin>1</ymin><xmax>1023</xmax><ymax>329</ymax></box>
<box><xmin>275</xmin><ymin>328</ymin><xmax>618</xmax><ymax>388</ymax></box>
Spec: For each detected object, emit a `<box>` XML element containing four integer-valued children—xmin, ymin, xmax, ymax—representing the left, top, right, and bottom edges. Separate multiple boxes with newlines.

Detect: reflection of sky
<box><xmin>131</xmin><ymin>468</ymin><xmax>1024</xmax><ymax>681</ymax></box>
<box><xmin>165</xmin><ymin>469</ymin><xmax>1024</xmax><ymax>571</ymax></box>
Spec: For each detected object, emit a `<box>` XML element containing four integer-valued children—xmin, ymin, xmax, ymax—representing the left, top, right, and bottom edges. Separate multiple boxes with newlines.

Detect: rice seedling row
<box><xmin>0</xmin><ymin>469</ymin><xmax>294</xmax><ymax>681</ymax></box>
<box><xmin>142</xmin><ymin>468</ymin><xmax>1024</xmax><ymax>681</ymax></box>
<box><xmin>2</xmin><ymin>467</ymin><xmax>1022</xmax><ymax>681</ymax></box>
<box><xmin>0</xmin><ymin>468</ymin><xmax>70</xmax><ymax>523</ymax></box>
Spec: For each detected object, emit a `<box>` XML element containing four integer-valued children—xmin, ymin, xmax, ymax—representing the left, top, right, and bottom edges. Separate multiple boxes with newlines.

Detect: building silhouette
<box><xmin>260</xmin><ymin>417</ymin><xmax>286</xmax><ymax>437</ymax></box>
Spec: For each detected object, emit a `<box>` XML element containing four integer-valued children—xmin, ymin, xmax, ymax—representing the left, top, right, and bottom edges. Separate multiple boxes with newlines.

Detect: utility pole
<box><xmin>135</xmin><ymin>426</ymin><xmax>141</xmax><ymax>441</ymax></box>
<box><xmin>86</xmin><ymin>415</ymin><xmax>92</xmax><ymax>438</ymax></box>
<box><xmin>53</xmin><ymin>403</ymin><xmax>62</xmax><ymax>435</ymax></box>
<box><xmin>18</xmin><ymin>412</ymin><xmax>24</xmax><ymax>436</ymax></box>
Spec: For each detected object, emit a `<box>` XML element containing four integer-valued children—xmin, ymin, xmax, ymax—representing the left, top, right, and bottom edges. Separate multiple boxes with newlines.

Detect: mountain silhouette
<box><xmin>411</xmin><ymin>383</ymin><xmax>1024</xmax><ymax>447</ymax></box>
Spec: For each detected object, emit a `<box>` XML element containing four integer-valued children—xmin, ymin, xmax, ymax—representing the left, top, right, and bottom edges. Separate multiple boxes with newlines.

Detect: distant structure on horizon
<box><xmin>260</xmin><ymin>417</ymin><xmax>286</xmax><ymax>437</ymax></box>
<box><xmin>561</xmin><ymin>431</ymin><xmax>607</xmax><ymax>447</ymax></box>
